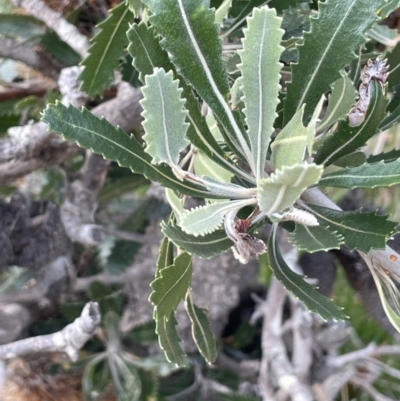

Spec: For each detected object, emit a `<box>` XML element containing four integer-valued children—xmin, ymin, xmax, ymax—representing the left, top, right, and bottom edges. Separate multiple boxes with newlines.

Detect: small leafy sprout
<box><xmin>224</xmin><ymin>210</ymin><xmax>267</xmax><ymax>264</ymax></box>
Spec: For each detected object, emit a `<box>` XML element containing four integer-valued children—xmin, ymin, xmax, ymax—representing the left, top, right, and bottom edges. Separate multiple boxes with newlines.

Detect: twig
<box><xmin>351</xmin><ymin>377</ymin><xmax>395</xmax><ymax>401</ymax></box>
<box><xmin>0</xmin><ymin>302</ymin><xmax>101</xmax><ymax>361</ymax></box>
<box><xmin>11</xmin><ymin>0</ymin><xmax>89</xmax><ymax>58</ymax></box>
<box><xmin>259</xmin><ymin>277</ymin><xmax>314</xmax><ymax>401</ymax></box>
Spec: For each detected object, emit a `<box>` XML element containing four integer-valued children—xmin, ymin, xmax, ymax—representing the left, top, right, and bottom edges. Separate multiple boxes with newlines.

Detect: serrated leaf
<box><xmin>143</xmin><ymin>0</ymin><xmax>253</xmax><ymax>168</ymax></box>
<box><xmin>41</xmin><ymin>32</ymin><xmax>81</xmax><ymax>66</ymax></box>
<box><xmin>185</xmin><ymin>292</ymin><xmax>217</xmax><ymax>363</ymax></box>
<box><xmin>367</xmin><ymin>149</ymin><xmax>400</xmax><ymax>163</ymax></box>
<box><xmin>317</xmin><ymin>74</ymin><xmax>357</xmax><ymax>132</ymax></box>
<box><xmin>269</xmin><ymin>225</ymin><xmax>346</xmax><ymax>320</ymax></box>
<box><xmin>141</xmin><ymin>68</ymin><xmax>189</xmax><ymax>166</ymax></box>
<box><xmin>0</xmin><ymin>99</ymin><xmax>19</xmax><ymax>116</ymax></box>
<box><xmin>257</xmin><ymin>163</ymin><xmax>323</xmax><ymax>215</ymax></box>
<box><xmin>127</xmin><ymin>22</ymin><xmax>173</xmax><ymax>84</ymax></box>
<box><xmin>42</xmin><ymin>102</ymin><xmax>215</xmax><ymax>199</ymax></box>
<box><xmin>161</xmin><ymin>221</ymin><xmax>233</xmax><ymax>258</ymax></box>
<box><xmin>79</xmin><ymin>2</ymin><xmax>131</xmax><ymax>98</ymax></box>
<box><xmin>379</xmin><ymin>102</ymin><xmax>400</xmax><ymax>131</ymax></box>
<box><xmin>367</xmin><ymin>24</ymin><xmax>398</xmax><ymax>47</ymax></box>
<box><xmin>319</xmin><ymin>160</ymin><xmax>400</xmax><ymax>188</ymax></box>
<box><xmin>364</xmin><ymin>254</ymin><xmax>400</xmax><ymax>334</ymax></box>
<box><xmin>288</xmin><ymin>223</ymin><xmax>344</xmax><ymax>252</ymax></box>
<box><xmin>82</xmin><ymin>355</ymin><xmax>111</xmax><ymax>401</ymax></box>
<box><xmin>215</xmin><ymin>0</ymin><xmax>232</xmax><ymax>25</ymax></box>
<box><xmin>334</xmin><ymin>152</ymin><xmax>366</xmax><ymax>168</ymax></box>
<box><xmin>386</xmin><ymin>42</ymin><xmax>400</xmax><ymax>91</ymax></box>
<box><xmin>156</xmin><ymin>236</ymin><xmax>174</xmax><ymax>279</ymax></box>
<box><xmin>109</xmin><ymin>354</ymin><xmax>141</xmax><ymax>401</ymax></box>
<box><xmin>194</xmin><ymin>149</ymin><xmax>234</xmax><ymax>183</ymax></box>
<box><xmin>239</xmin><ymin>6</ymin><xmax>284</xmax><ymax>179</ymax></box>
<box><xmin>284</xmin><ymin>0</ymin><xmax>385</xmax><ymax>124</ymax></box>
<box><xmin>230</xmin><ymin>77</ymin><xmax>244</xmax><ymax>109</ymax></box>
<box><xmin>198</xmin><ymin>176</ymin><xmax>256</xmax><ymax>199</ymax></box>
<box><xmin>378</xmin><ymin>0</ymin><xmax>400</xmax><ymax>18</ymax></box>
<box><xmin>156</xmin><ymin>313</ymin><xmax>187</xmax><ymax>366</ymax></box>
<box><xmin>314</xmin><ymin>81</ymin><xmax>388</xmax><ymax>166</ymax></box>
<box><xmin>271</xmin><ymin>105</ymin><xmax>308</xmax><ymax>170</ymax></box>
<box><xmin>180</xmin><ymin>198</ymin><xmax>256</xmax><ymax>236</ymax></box>
<box><xmin>165</xmin><ymin>189</ymin><xmax>185</xmax><ymax>223</ymax></box>
<box><xmin>127</xmin><ymin>22</ymin><xmax>249</xmax><ymax>181</ymax></box>
<box><xmin>150</xmin><ymin>252</ymin><xmax>193</xmax><ymax>318</ymax></box>
<box><xmin>306</xmin><ymin>204</ymin><xmax>397</xmax><ymax>252</ymax></box>
<box><xmin>268</xmin><ymin>0</ymin><xmax>310</xmax><ymax>12</ymax></box>
<box><xmin>125</xmin><ymin>0</ymin><xmax>143</xmax><ymax>16</ymax></box>
<box><xmin>0</xmin><ymin>14</ymin><xmax>45</xmax><ymax>39</ymax></box>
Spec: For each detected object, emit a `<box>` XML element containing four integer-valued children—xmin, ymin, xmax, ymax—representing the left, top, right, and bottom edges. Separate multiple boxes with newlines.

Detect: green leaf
<box><xmin>127</xmin><ymin>22</ymin><xmax>249</xmax><ymax>181</ymax></box>
<box><xmin>379</xmin><ymin>102</ymin><xmax>400</xmax><ymax>131</ymax></box>
<box><xmin>271</xmin><ymin>105</ymin><xmax>308</xmax><ymax>170</ymax></box>
<box><xmin>314</xmin><ymin>81</ymin><xmax>388</xmax><ymax>166</ymax></box>
<box><xmin>378</xmin><ymin>0</ymin><xmax>400</xmax><ymax>18</ymax></box>
<box><xmin>333</xmin><ymin>152</ymin><xmax>366</xmax><ymax>168</ymax></box>
<box><xmin>367</xmin><ymin>149</ymin><xmax>400</xmax><ymax>163</ymax></box>
<box><xmin>268</xmin><ymin>0</ymin><xmax>310</xmax><ymax>12</ymax></box>
<box><xmin>127</xmin><ymin>22</ymin><xmax>173</xmax><ymax>84</ymax></box>
<box><xmin>319</xmin><ymin>160</ymin><xmax>400</xmax><ymax>189</ymax></box>
<box><xmin>150</xmin><ymin>252</ymin><xmax>193</xmax><ymax>319</ymax></box>
<box><xmin>82</xmin><ymin>355</ymin><xmax>111</xmax><ymax>401</ymax></box>
<box><xmin>180</xmin><ymin>198</ymin><xmax>256</xmax><ymax>236</ymax></box>
<box><xmin>156</xmin><ymin>313</ymin><xmax>187</xmax><ymax>366</ymax></box>
<box><xmin>386</xmin><ymin>42</ymin><xmax>400</xmax><ymax>91</ymax></box>
<box><xmin>268</xmin><ymin>225</ymin><xmax>346</xmax><ymax>320</ymax></box>
<box><xmin>185</xmin><ymin>292</ymin><xmax>217</xmax><ymax>363</ymax></box>
<box><xmin>288</xmin><ymin>223</ymin><xmax>344</xmax><ymax>252</ymax></box>
<box><xmin>155</xmin><ymin>236</ymin><xmax>174</xmax><ymax>280</ymax></box>
<box><xmin>109</xmin><ymin>354</ymin><xmax>141</xmax><ymax>401</ymax></box>
<box><xmin>317</xmin><ymin>74</ymin><xmax>357</xmax><ymax>132</ymax></box>
<box><xmin>125</xmin><ymin>0</ymin><xmax>144</xmax><ymax>16</ymax></box>
<box><xmin>215</xmin><ymin>0</ymin><xmax>232</xmax><ymax>25</ymax></box>
<box><xmin>257</xmin><ymin>163</ymin><xmax>323</xmax><ymax>215</ymax></box>
<box><xmin>194</xmin><ymin>149</ymin><xmax>234</xmax><ymax>183</ymax></box>
<box><xmin>0</xmin><ymin>14</ymin><xmax>45</xmax><ymax>39</ymax></box>
<box><xmin>365</xmin><ymin>255</ymin><xmax>400</xmax><ymax>335</ymax></box>
<box><xmin>141</xmin><ymin>68</ymin><xmax>189</xmax><ymax>166</ymax></box>
<box><xmin>143</xmin><ymin>0</ymin><xmax>253</xmax><ymax>168</ymax></box>
<box><xmin>284</xmin><ymin>0</ymin><xmax>385</xmax><ymax>124</ymax></box>
<box><xmin>42</xmin><ymin>102</ymin><xmax>215</xmax><ymax>199</ymax></box>
<box><xmin>79</xmin><ymin>2</ymin><xmax>131</xmax><ymax>98</ymax></box>
<box><xmin>306</xmin><ymin>204</ymin><xmax>397</xmax><ymax>252</ymax></box>
<box><xmin>0</xmin><ymin>99</ymin><xmax>19</xmax><ymax>116</ymax></box>
<box><xmin>165</xmin><ymin>189</ymin><xmax>185</xmax><ymax>223</ymax></box>
<box><xmin>161</xmin><ymin>221</ymin><xmax>233</xmax><ymax>258</ymax></box>
<box><xmin>367</xmin><ymin>24</ymin><xmax>398</xmax><ymax>47</ymax></box>
<box><xmin>138</xmin><ymin>369</ymin><xmax>158</xmax><ymax>401</ymax></box>
<box><xmin>239</xmin><ymin>5</ymin><xmax>284</xmax><ymax>179</ymax></box>
<box><xmin>41</xmin><ymin>32</ymin><xmax>81</xmax><ymax>66</ymax></box>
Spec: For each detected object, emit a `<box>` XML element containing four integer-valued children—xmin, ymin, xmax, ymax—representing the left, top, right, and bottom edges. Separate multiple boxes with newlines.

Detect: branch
<box><xmin>11</xmin><ymin>0</ymin><xmax>89</xmax><ymax>58</ymax></box>
<box><xmin>0</xmin><ymin>37</ymin><xmax>62</xmax><ymax>80</ymax></box>
<box><xmin>0</xmin><ymin>302</ymin><xmax>101</xmax><ymax>361</ymax></box>
<box><xmin>0</xmin><ymin>77</ymin><xmax>143</xmax><ymax>186</ymax></box>
<box><xmin>259</xmin><ymin>278</ymin><xmax>314</xmax><ymax>401</ymax></box>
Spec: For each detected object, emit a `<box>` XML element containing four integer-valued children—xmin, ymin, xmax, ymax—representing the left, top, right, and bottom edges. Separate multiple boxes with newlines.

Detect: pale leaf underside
<box><xmin>239</xmin><ymin>5</ymin><xmax>284</xmax><ymax>179</ymax></box>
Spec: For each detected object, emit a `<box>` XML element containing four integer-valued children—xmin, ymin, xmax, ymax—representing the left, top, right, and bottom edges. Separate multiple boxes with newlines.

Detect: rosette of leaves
<box><xmin>42</xmin><ymin>0</ymin><xmax>400</xmax><ymax>364</ymax></box>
